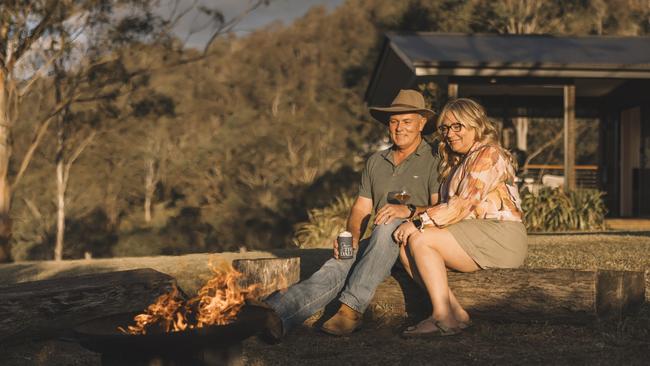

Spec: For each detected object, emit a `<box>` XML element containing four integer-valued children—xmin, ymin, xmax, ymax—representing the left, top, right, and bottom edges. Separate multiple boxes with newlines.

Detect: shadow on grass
<box><xmin>530</xmin><ymin>230</ymin><xmax>650</xmax><ymax>237</ymax></box>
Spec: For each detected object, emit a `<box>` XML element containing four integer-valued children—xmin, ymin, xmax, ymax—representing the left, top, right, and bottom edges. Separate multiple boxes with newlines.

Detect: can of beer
<box><xmin>337</xmin><ymin>231</ymin><xmax>354</xmax><ymax>259</ymax></box>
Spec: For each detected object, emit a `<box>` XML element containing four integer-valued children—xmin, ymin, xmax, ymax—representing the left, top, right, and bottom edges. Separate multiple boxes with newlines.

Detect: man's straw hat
<box><xmin>369</xmin><ymin>89</ymin><xmax>436</xmax><ymax>135</ymax></box>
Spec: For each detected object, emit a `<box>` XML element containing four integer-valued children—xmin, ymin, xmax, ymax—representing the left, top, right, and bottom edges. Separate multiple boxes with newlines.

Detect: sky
<box><xmin>164</xmin><ymin>0</ymin><xmax>345</xmax><ymax>49</ymax></box>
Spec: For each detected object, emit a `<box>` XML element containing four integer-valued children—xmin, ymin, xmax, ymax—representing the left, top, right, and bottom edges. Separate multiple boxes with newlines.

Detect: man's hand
<box><xmin>374</xmin><ymin>204</ymin><xmax>411</xmax><ymax>225</ymax></box>
<box><xmin>393</xmin><ymin>221</ymin><xmax>419</xmax><ymax>246</ymax></box>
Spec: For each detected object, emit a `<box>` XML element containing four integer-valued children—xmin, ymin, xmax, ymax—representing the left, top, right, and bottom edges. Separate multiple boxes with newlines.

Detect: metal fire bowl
<box><xmin>73</xmin><ymin>305</ymin><xmax>268</xmax><ymax>356</ymax></box>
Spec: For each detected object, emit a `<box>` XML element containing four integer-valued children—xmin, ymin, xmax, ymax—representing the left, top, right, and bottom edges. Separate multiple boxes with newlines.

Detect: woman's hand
<box><xmin>393</xmin><ymin>221</ymin><xmax>419</xmax><ymax>246</ymax></box>
<box><xmin>374</xmin><ymin>204</ymin><xmax>411</xmax><ymax>225</ymax></box>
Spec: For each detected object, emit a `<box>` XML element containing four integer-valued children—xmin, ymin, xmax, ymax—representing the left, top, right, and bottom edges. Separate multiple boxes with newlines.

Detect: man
<box><xmin>262</xmin><ymin>89</ymin><xmax>440</xmax><ymax>341</ymax></box>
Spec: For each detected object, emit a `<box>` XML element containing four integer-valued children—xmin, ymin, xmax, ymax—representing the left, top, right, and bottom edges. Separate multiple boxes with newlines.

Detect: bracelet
<box><xmin>420</xmin><ymin>211</ymin><xmax>434</xmax><ymax>226</ymax></box>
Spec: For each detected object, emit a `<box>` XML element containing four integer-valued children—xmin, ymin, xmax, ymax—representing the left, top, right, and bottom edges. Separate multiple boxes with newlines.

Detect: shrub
<box><xmin>521</xmin><ymin>187</ymin><xmax>607</xmax><ymax>232</ymax></box>
<box><xmin>293</xmin><ymin>194</ymin><xmax>355</xmax><ymax>248</ymax></box>
<box><xmin>293</xmin><ymin>187</ymin><xmax>608</xmax><ymax>244</ymax></box>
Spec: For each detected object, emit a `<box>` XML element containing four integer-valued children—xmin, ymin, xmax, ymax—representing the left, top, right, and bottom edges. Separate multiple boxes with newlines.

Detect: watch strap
<box><xmin>406</xmin><ymin>203</ymin><xmax>417</xmax><ymax>218</ymax></box>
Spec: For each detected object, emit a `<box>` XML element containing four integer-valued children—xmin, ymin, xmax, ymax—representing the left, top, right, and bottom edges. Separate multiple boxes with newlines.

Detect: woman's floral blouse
<box><xmin>425</xmin><ymin>142</ymin><xmax>523</xmax><ymax>228</ymax></box>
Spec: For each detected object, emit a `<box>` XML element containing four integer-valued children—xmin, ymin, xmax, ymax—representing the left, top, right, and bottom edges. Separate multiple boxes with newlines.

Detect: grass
<box><xmin>525</xmin><ymin>232</ymin><xmax>650</xmax><ymax>296</ymax></box>
<box><xmin>0</xmin><ymin>232</ymin><xmax>648</xmax><ymax>365</ymax></box>
<box><xmin>240</xmin><ymin>232</ymin><xmax>650</xmax><ymax>366</ymax></box>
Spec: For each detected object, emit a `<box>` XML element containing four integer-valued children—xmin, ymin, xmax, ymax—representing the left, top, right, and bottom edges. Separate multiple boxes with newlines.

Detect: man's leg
<box><xmin>338</xmin><ymin>219</ymin><xmax>402</xmax><ymax>313</ymax></box>
<box><xmin>264</xmin><ymin>252</ymin><xmax>356</xmax><ymax>335</ymax></box>
<box><xmin>263</xmin><ymin>219</ymin><xmax>401</xmax><ymax>338</ymax></box>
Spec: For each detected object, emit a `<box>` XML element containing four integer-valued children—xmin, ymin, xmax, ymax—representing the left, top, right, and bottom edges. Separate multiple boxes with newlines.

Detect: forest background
<box><xmin>6</xmin><ymin>0</ymin><xmax>650</xmax><ymax>261</ymax></box>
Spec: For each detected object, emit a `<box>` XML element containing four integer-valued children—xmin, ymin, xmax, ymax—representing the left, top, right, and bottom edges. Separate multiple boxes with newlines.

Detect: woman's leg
<box><xmin>399</xmin><ymin>244</ymin><xmax>471</xmax><ymax>324</ymax></box>
<box><xmin>405</xmin><ymin>227</ymin><xmax>478</xmax><ymax>329</ymax></box>
<box><xmin>398</xmin><ymin>245</ymin><xmax>414</xmax><ymax>278</ymax></box>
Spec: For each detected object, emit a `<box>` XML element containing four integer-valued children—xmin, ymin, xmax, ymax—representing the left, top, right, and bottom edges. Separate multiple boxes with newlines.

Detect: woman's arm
<box><xmin>424</xmin><ymin>146</ymin><xmax>507</xmax><ymax>227</ymax></box>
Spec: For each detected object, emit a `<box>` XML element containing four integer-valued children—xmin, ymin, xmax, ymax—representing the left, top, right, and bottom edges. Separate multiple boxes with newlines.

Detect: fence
<box><xmin>522</xmin><ymin>164</ymin><xmax>599</xmax><ymax>189</ymax></box>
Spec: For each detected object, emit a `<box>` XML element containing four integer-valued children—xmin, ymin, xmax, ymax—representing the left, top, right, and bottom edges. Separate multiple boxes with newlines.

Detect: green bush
<box><xmin>293</xmin><ymin>187</ymin><xmax>607</xmax><ymax>246</ymax></box>
<box><xmin>293</xmin><ymin>194</ymin><xmax>355</xmax><ymax>248</ymax></box>
<box><xmin>521</xmin><ymin>187</ymin><xmax>607</xmax><ymax>232</ymax></box>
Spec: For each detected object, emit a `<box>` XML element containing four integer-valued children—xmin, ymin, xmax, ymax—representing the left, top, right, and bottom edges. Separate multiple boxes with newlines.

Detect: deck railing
<box><xmin>521</xmin><ymin>164</ymin><xmax>599</xmax><ymax>189</ymax></box>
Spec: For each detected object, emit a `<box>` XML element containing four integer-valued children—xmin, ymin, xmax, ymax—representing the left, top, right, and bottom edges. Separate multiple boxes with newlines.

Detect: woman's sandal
<box><xmin>459</xmin><ymin>319</ymin><xmax>473</xmax><ymax>330</ymax></box>
<box><xmin>401</xmin><ymin>317</ymin><xmax>461</xmax><ymax>338</ymax></box>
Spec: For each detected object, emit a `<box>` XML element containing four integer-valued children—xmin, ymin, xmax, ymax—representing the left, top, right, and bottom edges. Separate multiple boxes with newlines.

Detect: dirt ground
<box><xmin>1</xmin><ymin>232</ymin><xmax>649</xmax><ymax>365</ymax></box>
<box><xmin>1</xmin><ymin>312</ymin><xmax>648</xmax><ymax>365</ymax></box>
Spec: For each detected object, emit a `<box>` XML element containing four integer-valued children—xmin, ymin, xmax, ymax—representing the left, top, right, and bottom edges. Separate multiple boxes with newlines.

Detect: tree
<box><xmin>130</xmin><ymin>93</ymin><xmax>175</xmax><ymax>224</ymax></box>
<box><xmin>0</xmin><ymin>0</ymin><xmax>271</xmax><ymax>261</ymax></box>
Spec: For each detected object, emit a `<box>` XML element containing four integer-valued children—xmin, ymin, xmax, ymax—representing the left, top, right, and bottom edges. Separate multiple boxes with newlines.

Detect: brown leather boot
<box><xmin>246</xmin><ymin>299</ymin><xmax>283</xmax><ymax>344</ymax></box>
<box><xmin>320</xmin><ymin>303</ymin><xmax>362</xmax><ymax>336</ymax></box>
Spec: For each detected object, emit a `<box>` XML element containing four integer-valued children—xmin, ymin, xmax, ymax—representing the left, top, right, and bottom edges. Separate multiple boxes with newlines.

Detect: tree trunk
<box><xmin>54</xmin><ymin>157</ymin><xmax>65</xmax><ymax>261</ymax></box>
<box><xmin>0</xmin><ymin>73</ymin><xmax>13</xmax><ymax>263</ymax></box>
<box><xmin>0</xmin><ymin>268</ymin><xmax>178</xmax><ymax>344</ymax></box>
<box><xmin>54</xmin><ymin>68</ymin><xmax>66</xmax><ymax>261</ymax></box>
<box><xmin>144</xmin><ymin>158</ymin><xmax>155</xmax><ymax>223</ymax></box>
<box><xmin>105</xmin><ymin>178</ymin><xmax>120</xmax><ymax>230</ymax></box>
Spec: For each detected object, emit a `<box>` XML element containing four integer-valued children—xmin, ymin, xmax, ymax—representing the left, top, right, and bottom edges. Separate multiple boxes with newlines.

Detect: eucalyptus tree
<box><xmin>0</xmin><ymin>0</ymin><xmax>270</xmax><ymax>261</ymax></box>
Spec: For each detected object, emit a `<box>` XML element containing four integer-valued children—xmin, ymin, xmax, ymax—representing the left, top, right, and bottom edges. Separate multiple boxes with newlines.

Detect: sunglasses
<box><xmin>438</xmin><ymin>123</ymin><xmax>464</xmax><ymax>135</ymax></box>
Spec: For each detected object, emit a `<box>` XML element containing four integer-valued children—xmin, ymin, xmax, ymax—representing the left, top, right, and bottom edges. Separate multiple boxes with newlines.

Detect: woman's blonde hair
<box><xmin>436</xmin><ymin>98</ymin><xmax>516</xmax><ymax>182</ymax></box>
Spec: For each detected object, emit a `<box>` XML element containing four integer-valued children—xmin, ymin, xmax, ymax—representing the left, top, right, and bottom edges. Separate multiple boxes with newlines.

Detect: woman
<box><xmin>393</xmin><ymin>98</ymin><xmax>527</xmax><ymax>337</ymax></box>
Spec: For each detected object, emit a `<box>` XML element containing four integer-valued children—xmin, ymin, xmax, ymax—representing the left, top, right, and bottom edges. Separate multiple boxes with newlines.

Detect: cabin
<box><xmin>365</xmin><ymin>33</ymin><xmax>650</xmax><ymax>217</ymax></box>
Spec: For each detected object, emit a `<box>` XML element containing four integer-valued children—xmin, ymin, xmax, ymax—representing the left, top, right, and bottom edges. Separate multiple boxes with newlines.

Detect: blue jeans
<box><xmin>265</xmin><ymin>219</ymin><xmax>402</xmax><ymax>334</ymax></box>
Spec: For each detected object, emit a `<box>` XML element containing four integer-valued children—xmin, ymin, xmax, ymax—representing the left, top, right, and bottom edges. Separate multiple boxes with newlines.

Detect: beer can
<box><xmin>337</xmin><ymin>231</ymin><xmax>354</xmax><ymax>259</ymax></box>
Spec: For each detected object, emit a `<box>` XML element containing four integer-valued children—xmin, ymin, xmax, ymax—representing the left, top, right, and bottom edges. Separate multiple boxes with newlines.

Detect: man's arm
<box><xmin>374</xmin><ymin>193</ymin><xmax>439</xmax><ymax>225</ymax></box>
<box><xmin>332</xmin><ymin>196</ymin><xmax>372</xmax><ymax>259</ymax></box>
<box><xmin>346</xmin><ymin>196</ymin><xmax>373</xmax><ymax>248</ymax></box>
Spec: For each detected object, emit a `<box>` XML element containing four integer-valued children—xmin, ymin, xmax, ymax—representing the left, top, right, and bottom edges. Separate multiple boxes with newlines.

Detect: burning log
<box><xmin>0</xmin><ymin>268</ymin><xmax>177</xmax><ymax>344</ymax></box>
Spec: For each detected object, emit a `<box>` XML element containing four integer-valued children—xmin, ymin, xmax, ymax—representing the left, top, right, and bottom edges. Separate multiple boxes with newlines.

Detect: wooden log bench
<box><xmin>0</xmin><ymin>250</ymin><xmax>644</xmax><ymax>344</ymax></box>
<box><xmin>0</xmin><ymin>259</ymin><xmax>300</xmax><ymax>345</ymax></box>
<box><xmin>369</xmin><ymin>268</ymin><xmax>645</xmax><ymax>325</ymax></box>
<box><xmin>0</xmin><ymin>268</ymin><xmax>177</xmax><ymax>344</ymax></box>
<box><xmin>292</xmin><ymin>250</ymin><xmax>646</xmax><ymax>325</ymax></box>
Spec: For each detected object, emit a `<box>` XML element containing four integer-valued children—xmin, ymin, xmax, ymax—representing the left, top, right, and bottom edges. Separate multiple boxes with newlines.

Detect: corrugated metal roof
<box><xmin>365</xmin><ymin>33</ymin><xmax>650</xmax><ymax>104</ymax></box>
<box><xmin>388</xmin><ymin>33</ymin><xmax>650</xmax><ymax>70</ymax></box>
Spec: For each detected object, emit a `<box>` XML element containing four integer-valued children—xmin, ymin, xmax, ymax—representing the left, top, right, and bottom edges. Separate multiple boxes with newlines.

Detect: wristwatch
<box><xmin>406</xmin><ymin>203</ymin><xmax>417</xmax><ymax>218</ymax></box>
<box><xmin>411</xmin><ymin>216</ymin><xmax>424</xmax><ymax>231</ymax></box>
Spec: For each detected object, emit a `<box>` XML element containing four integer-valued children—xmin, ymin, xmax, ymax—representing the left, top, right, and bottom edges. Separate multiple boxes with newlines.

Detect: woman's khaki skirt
<box><xmin>446</xmin><ymin>219</ymin><xmax>527</xmax><ymax>269</ymax></box>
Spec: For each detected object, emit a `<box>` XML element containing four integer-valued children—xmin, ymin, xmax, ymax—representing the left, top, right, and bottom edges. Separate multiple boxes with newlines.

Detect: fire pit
<box><xmin>71</xmin><ymin>258</ymin><xmax>299</xmax><ymax>365</ymax></box>
<box><xmin>74</xmin><ymin>304</ymin><xmax>268</xmax><ymax>366</ymax></box>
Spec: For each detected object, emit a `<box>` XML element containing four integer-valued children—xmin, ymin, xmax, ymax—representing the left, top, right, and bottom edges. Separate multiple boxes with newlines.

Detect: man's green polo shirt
<box><xmin>359</xmin><ymin>140</ymin><xmax>440</xmax><ymax>214</ymax></box>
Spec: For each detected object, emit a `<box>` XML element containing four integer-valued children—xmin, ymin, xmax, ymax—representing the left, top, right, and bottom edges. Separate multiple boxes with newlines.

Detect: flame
<box><xmin>119</xmin><ymin>260</ymin><xmax>260</xmax><ymax>335</ymax></box>
<box><xmin>191</xmin><ymin>260</ymin><xmax>259</xmax><ymax>327</ymax></box>
<box><xmin>117</xmin><ymin>285</ymin><xmax>188</xmax><ymax>334</ymax></box>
